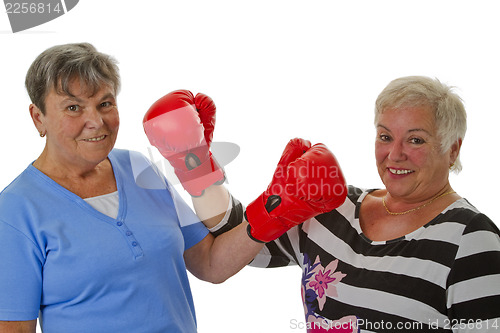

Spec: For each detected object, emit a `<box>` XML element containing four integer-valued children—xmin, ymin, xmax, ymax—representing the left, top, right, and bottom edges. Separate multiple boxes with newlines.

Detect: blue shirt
<box><xmin>0</xmin><ymin>149</ymin><xmax>209</xmax><ymax>333</ymax></box>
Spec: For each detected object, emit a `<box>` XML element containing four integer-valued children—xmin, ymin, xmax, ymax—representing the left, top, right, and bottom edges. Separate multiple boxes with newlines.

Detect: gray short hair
<box><xmin>25</xmin><ymin>42</ymin><xmax>120</xmax><ymax>114</ymax></box>
<box><xmin>375</xmin><ymin>76</ymin><xmax>467</xmax><ymax>173</ymax></box>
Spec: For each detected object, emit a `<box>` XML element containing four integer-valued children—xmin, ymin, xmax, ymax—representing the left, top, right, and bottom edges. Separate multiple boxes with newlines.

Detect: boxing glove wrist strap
<box><xmin>244</xmin><ymin>193</ymin><xmax>277</xmax><ymax>243</ymax></box>
<box><xmin>175</xmin><ymin>157</ymin><xmax>225</xmax><ymax>196</ymax></box>
<box><xmin>246</xmin><ymin>224</ymin><xmax>265</xmax><ymax>243</ymax></box>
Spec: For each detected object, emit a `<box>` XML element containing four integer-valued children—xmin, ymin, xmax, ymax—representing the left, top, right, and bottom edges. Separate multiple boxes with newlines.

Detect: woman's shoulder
<box><xmin>108</xmin><ymin>148</ymin><xmax>151</xmax><ymax>175</ymax></box>
<box><xmin>109</xmin><ymin>148</ymin><xmax>155</xmax><ymax>169</ymax></box>
<box><xmin>109</xmin><ymin>148</ymin><xmax>137</xmax><ymax>160</ymax></box>
<box><xmin>344</xmin><ymin>185</ymin><xmax>377</xmax><ymax>204</ymax></box>
<box><xmin>435</xmin><ymin>198</ymin><xmax>499</xmax><ymax>235</ymax></box>
<box><xmin>440</xmin><ymin>198</ymin><xmax>486</xmax><ymax>221</ymax></box>
<box><xmin>0</xmin><ymin>165</ymin><xmax>51</xmax><ymax>230</ymax></box>
<box><xmin>109</xmin><ymin>148</ymin><xmax>172</xmax><ymax>191</ymax></box>
<box><xmin>0</xmin><ymin>164</ymin><xmax>41</xmax><ymax>199</ymax></box>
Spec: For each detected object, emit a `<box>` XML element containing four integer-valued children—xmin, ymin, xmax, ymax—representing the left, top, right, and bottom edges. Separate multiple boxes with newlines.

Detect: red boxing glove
<box><xmin>143</xmin><ymin>90</ymin><xmax>224</xmax><ymax>196</ymax></box>
<box><xmin>245</xmin><ymin>138</ymin><xmax>348</xmax><ymax>243</ymax></box>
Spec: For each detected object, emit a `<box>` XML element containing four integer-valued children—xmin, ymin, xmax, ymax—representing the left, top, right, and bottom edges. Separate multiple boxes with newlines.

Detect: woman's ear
<box><xmin>449</xmin><ymin>138</ymin><xmax>463</xmax><ymax>164</ymax></box>
<box><xmin>30</xmin><ymin>104</ymin><xmax>46</xmax><ymax>136</ymax></box>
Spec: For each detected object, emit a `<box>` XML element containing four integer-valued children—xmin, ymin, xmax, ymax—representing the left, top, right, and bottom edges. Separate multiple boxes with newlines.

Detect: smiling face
<box><xmin>31</xmin><ymin>79</ymin><xmax>119</xmax><ymax>172</ymax></box>
<box><xmin>375</xmin><ymin>104</ymin><xmax>459</xmax><ymax>202</ymax></box>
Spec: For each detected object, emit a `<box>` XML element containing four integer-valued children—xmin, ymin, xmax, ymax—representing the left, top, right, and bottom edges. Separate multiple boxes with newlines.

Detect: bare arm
<box><xmin>184</xmin><ymin>221</ymin><xmax>264</xmax><ymax>284</ymax></box>
<box><xmin>0</xmin><ymin>320</ymin><xmax>37</xmax><ymax>333</ymax></box>
<box><xmin>190</xmin><ymin>183</ymin><xmax>231</xmax><ymax>229</ymax></box>
<box><xmin>186</xmin><ymin>182</ymin><xmax>264</xmax><ymax>283</ymax></box>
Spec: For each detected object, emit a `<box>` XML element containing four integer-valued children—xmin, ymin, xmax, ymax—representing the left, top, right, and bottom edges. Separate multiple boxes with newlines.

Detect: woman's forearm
<box><xmin>191</xmin><ymin>184</ymin><xmax>231</xmax><ymax>229</ymax></box>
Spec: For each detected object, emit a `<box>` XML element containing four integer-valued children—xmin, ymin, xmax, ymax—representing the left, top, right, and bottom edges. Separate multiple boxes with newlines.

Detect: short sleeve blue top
<box><xmin>0</xmin><ymin>149</ymin><xmax>209</xmax><ymax>333</ymax></box>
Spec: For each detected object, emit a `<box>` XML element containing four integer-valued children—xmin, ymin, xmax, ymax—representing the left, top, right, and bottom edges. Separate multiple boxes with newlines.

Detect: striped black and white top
<box><xmin>249</xmin><ymin>186</ymin><xmax>500</xmax><ymax>332</ymax></box>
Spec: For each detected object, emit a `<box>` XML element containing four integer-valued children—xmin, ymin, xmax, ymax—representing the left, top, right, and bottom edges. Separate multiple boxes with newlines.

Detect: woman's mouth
<box><xmin>83</xmin><ymin>135</ymin><xmax>107</xmax><ymax>142</ymax></box>
<box><xmin>388</xmin><ymin>168</ymin><xmax>414</xmax><ymax>175</ymax></box>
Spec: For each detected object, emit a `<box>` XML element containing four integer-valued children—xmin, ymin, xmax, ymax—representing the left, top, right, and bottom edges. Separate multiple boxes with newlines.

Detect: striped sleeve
<box><xmin>249</xmin><ymin>224</ymin><xmax>303</xmax><ymax>268</ymax></box>
<box><xmin>446</xmin><ymin>213</ymin><xmax>500</xmax><ymax>330</ymax></box>
<box><xmin>250</xmin><ymin>185</ymin><xmax>364</xmax><ymax>269</ymax></box>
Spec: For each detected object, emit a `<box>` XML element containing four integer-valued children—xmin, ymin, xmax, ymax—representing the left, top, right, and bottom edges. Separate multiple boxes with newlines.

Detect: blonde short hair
<box><xmin>375</xmin><ymin>76</ymin><xmax>467</xmax><ymax>173</ymax></box>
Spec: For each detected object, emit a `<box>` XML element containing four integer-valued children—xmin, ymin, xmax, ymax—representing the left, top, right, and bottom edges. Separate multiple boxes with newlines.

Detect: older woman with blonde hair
<box><xmin>205</xmin><ymin>76</ymin><xmax>500</xmax><ymax>332</ymax></box>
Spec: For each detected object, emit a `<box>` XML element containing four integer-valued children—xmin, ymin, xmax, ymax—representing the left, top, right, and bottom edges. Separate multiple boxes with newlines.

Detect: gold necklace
<box><xmin>382</xmin><ymin>190</ymin><xmax>456</xmax><ymax>216</ymax></box>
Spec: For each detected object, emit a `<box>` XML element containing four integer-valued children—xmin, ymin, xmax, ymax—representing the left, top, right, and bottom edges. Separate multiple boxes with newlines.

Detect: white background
<box><xmin>1</xmin><ymin>1</ymin><xmax>499</xmax><ymax>332</ymax></box>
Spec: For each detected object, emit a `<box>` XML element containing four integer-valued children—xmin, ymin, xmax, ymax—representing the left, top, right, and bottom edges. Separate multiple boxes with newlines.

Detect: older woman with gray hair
<box><xmin>0</xmin><ymin>43</ymin><xmax>264</xmax><ymax>333</ymax></box>
<box><xmin>231</xmin><ymin>76</ymin><xmax>500</xmax><ymax>332</ymax></box>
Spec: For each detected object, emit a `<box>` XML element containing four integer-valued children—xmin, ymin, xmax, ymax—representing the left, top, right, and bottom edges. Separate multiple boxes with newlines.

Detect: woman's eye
<box><xmin>100</xmin><ymin>102</ymin><xmax>115</xmax><ymax>111</ymax></box>
<box><xmin>410</xmin><ymin>137</ymin><xmax>425</xmax><ymax>145</ymax></box>
<box><xmin>378</xmin><ymin>134</ymin><xmax>391</xmax><ymax>142</ymax></box>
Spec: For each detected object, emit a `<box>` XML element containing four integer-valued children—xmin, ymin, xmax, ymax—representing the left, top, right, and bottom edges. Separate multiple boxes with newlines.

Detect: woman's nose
<box><xmin>84</xmin><ymin>107</ymin><xmax>104</xmax><ymax>128</ymax></box>
<box><xmin>388</xmin><ymin>141</ymin><xmax>407</xmax><ymax>162</ymax></box>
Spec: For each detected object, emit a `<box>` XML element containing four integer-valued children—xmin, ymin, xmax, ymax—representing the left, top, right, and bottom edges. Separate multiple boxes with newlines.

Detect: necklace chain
<box><xmin>382</xmin><ymin>190</ymin><xmax>456</xmax><ymax>216</ymax></box>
